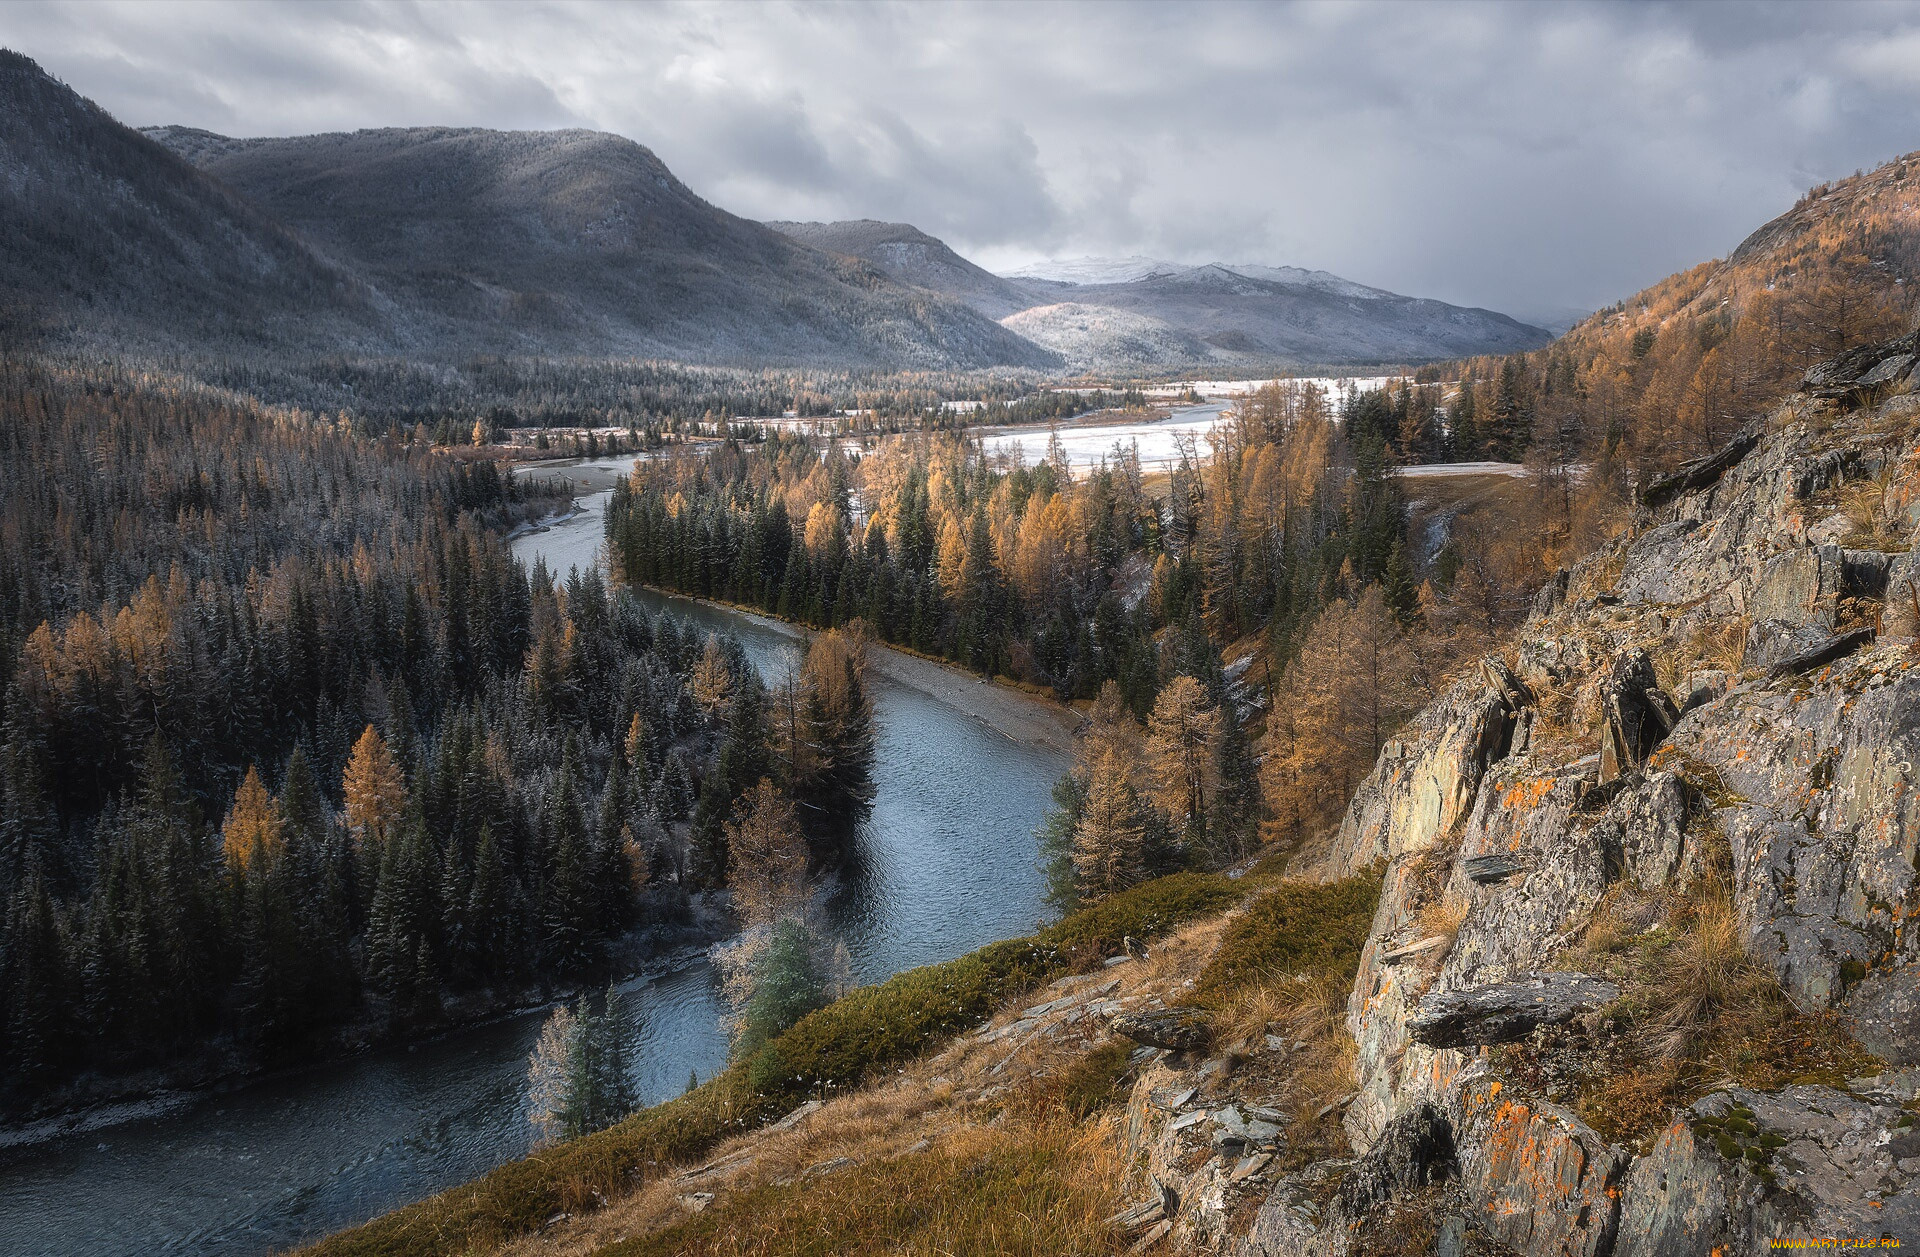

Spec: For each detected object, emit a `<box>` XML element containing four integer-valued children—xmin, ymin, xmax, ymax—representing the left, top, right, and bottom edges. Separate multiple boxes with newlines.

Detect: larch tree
<box><xmin>689</xmin><ymin>633</ymin><xmax>734</xmax><ymax>718</ymax></box>
<box><xmin>221</xmin><ymin>765</ymin><xmax>282</xmax><ymax>870</ymax></box>
<box><xmin>724</xmin><ymin>778</ymin><xmax>809</xmax><ymax>929</ymax></box>
<box><xmin>342</xmin><ymin>725</ymin><xmax>405</xmax><ymax>851</ymax></box>
<box><xmin>1072</xmin><ymin>747</ymin><xmax>1146</xmax><ymax>903</ymax></box>
<box><xmin>1143</xmin><ymin>675</ymin><xmax>1223</xmax><ymax>841</ymax></box>
<box><xmin>1261</xmin><ymin>587</ymin><xmax>1421</xmax><ymax>842</ymax></box>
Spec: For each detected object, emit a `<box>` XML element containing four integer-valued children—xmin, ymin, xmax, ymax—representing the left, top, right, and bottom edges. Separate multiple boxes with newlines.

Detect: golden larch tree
<box><xmin>343</xmin><ymin>724</ymin><xmax>406</xmax><ymax>849</ymax></box>
<box><xmin>1144</xmin><ymin>674</ymin><xmax>1223</xmax><ymax>832</ymax></box>
<box><xmin>725</xmin><ymin>778</ymin><xmax>809</xmax><ymax>928</ymax></box>
<box><xmin>1072</xmin><ymin>747</ymin><xmax>1146</xmax><ymax>902</ymax></box>
<box><xmin>221</xmin><ymin>765</ymin><xmax>282</xmax><ymax>870</ymax></box>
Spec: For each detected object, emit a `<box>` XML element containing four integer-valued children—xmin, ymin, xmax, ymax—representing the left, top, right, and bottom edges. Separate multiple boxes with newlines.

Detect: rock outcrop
<box><xmin>1253</xmin><ymin>335</ymin><xmax>1920</xmax><ymax>1253</ymax></box>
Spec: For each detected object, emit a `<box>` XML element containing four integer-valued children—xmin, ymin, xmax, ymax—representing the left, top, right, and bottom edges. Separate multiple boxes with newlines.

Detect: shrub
<box><xmin>1188</xmin><ymin>873</ymin><xmax>1382</xmax><ymax>1007</ymax></box>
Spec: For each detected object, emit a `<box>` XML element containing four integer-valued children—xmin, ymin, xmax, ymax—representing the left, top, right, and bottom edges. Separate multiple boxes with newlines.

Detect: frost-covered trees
<box><xmin>527</xmin><ymin>987</ymin><xmax>637</xmax><ymax>1146</ymax></box>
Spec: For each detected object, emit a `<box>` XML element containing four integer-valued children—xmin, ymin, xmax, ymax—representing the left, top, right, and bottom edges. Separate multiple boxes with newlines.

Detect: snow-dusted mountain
<box><xmin>777</xmin><ymin>233</ymin><xmax>1548</xmax><ymax>369</ymax></box>
<box><xmin>1004</xmin><ymin>256</ymin><xmax>1392</xmax><ymax>300</ymax></box>
<box><xmin>1003</xmin><ymin>256</ymin><xmax>1190</xmax><ymax>286</ymax></box>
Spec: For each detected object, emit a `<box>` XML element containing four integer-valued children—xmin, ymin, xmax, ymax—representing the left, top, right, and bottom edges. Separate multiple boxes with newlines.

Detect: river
<box><xmin>0</xmin><ymin>456</ymin><xmax>1072</xmax><ymax>1257</ymax></box>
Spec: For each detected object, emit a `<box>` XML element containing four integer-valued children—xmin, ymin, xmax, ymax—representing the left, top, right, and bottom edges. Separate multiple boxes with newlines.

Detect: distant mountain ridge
<box><xmin>1003</xmin><ymin>256</ymin><xmax>1391</xmax><ymax>300</ymax></box>
<box><xmin>777</xmin><ymin>225</ymin><xmax>1550</xmax><ymax>369</ymax></box>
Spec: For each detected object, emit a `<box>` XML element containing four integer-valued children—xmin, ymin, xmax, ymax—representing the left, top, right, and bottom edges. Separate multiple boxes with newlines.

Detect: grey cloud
<box><xmin>1</xmin><ymin>0</ymin><xmax>1917</xmax><ymax>318</ymax></box>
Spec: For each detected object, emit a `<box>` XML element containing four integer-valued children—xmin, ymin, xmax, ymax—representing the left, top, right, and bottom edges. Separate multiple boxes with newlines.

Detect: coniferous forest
<box><xmin>0</xmin><ymin>360</ymin><xmax>873</xmax><ymax>1107</ymax></box>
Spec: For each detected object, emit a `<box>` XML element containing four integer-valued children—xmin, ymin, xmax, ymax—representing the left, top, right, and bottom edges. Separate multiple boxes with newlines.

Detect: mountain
<box><xmin>1003</xmin><ymin>255</ymin><xmax>1192</xmax><ymax>286</ymax></box>
<box><xmin>0</xmin><ymin>51</ymin><xmax>1056</xmax><ymax>370</ymax></box>
<box><xmin>1005</xmin><ymin>256</ymin><xmax>1391</xmax><ymax>298</ymax></box>
<box><xmin>1555</xmin><ymin>153</ymin><xmax>1920</xmax><ymax>367</ymax></box>
<box><xmin>778</xmin><ymin>226</ymin><xmax>1549</xmax><ymax>368</ymax></box>
<box><xmin>767</xmin><ymin>219</ymin><xmax>1035</xmax><ymax>319</ymax></box>
<box><xmin>143</xmin><ymin>125</ymin><xmax>1056</xmax><ymax>369</ymax></box>
<box><xmin>1000</xmin><ymin>260</ymin><xmax>1550</xmax><ymax>368</ymax></box>
<box><xmin>0</xmin><ymin>50</ymin><xmax>383</xmax><ymax>353</ymax></box>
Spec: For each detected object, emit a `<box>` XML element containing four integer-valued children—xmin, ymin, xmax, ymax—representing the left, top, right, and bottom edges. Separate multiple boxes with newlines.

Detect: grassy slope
<box><xmin>301</xmin><ymin>872</ymin><xmax>1240</xmax><ymax>1257</ymax></box>
<box><xmin>582</xmin><ymin>871</ymin><xmax>1385</xmax><ymax>1257</ymax></box>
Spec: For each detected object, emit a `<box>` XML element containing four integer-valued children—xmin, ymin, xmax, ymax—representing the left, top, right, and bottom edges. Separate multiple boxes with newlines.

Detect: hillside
<box><xmin>144</xmin><ymin>125</ymin><xmax>1057</xmax><ymax>369</ymax></box>
<box><xmin>1559</xmin><ymin>153</ymin><xmax>1920</xmax><ymax>362</ymax></box>
<box><xmin>768</xmin><ymin>218</ymin><xmax>1037</xmax><ymax>319</ymax></box>
<box><xmin>1496</xmin><ymin>151</ymin><xmax>1920</xmax><ymax>465</ymax></box>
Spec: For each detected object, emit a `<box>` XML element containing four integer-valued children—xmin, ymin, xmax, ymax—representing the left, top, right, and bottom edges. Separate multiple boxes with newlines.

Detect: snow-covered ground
<box><xmin>974</xmin><ymin>401</ymin><xmax>1537</xmax><ymax>483</ymax></box>
<box><xmin>1144</xmin><ymin>375</ymin><xmax>1404</xmax><ymax>398</ymax></box>
<box><xmin>1396</xmin><ymin>461</ymin><xmax>1531</xmax><ymax>479</ymax></box>
<box><xmin>973</xmin><ymin>401</ymin><xmax>1233</xmax><ymax>473</ymax></box>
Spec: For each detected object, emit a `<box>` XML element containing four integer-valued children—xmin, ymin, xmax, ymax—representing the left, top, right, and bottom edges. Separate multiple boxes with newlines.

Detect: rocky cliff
<box><xmin>1238</xmin><ymin>333</ymin><xmax>1920</xmax><ymax>1254</ymax></box>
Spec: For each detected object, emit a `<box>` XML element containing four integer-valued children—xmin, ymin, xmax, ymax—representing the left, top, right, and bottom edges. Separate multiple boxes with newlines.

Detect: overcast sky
<box><xmin>5</xmin><ymin>0</ymin><xmax>1919</xmax><ymax>323</ymax></box>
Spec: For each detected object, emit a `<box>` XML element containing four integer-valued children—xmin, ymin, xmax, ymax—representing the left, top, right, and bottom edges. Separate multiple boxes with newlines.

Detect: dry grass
<box><xmin>1839</xmin><ymin>472</ymin><xmax>1906</xmax><ymax>552</ymax></box>
<box><xmin>1412</xmin><ymin>895</ymin><xmax>1468</xmax><ymax>966</ymax></box>
<box><xmin>1567</xmin><ymin>541</ymin><xmax>1628</xmax><ymax>604</ymax></box>
<box><xmin>1656</xmin><ymin>619</ymin><xmax>1748</xmax><ymax>691</ymax></box>
<box><xmin>599</xmin><ymin>1118</ymin><xmax>1130</xmax><ymax>1257</ymax></box>
<box><xmin>1547</xmin><ymin>866</ymin><xmax>1874</xmax><ymax>1148</ymax></box>
<box><xmin>497</xmin><ymin>907</ymin><xmax>1251</xmax><ymax>1257</ymax></box>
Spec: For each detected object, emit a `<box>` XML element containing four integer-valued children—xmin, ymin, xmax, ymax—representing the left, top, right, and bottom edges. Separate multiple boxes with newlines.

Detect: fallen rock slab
<box><xmin>1765</xmin><ymin>626</ymin><xmax>1875</xmax><ymax>679</ymax></box>
<box><xmin>1113</xmin><ymin>1006</ymin><xmax>1212</xmax><ymax>1053</ymax></box>
<box><xmin>1409</xmin><ymin>972</ymin><xmax>1618</xmax><ymax>1048</ymax></box>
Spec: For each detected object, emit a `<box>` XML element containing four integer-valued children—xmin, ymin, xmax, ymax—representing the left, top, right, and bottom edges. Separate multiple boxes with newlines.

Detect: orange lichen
<box><xmin>1500</xmin><ymin>778</ymin><xmax>1557</xmax><ymax>812</ymax></box>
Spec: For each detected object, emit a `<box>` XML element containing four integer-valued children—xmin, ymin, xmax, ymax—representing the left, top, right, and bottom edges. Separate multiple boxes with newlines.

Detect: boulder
<box><xmin>1616</xmin><ymin>1085</ymin><xmax>1920</xmax><ymax>1255</ymax></box>
<box><xmin>1113</xmin><ymin>1007</ymin><xmax>1211</xmax><ymax>1053</ymax></box>
<box><xmin>1596</xmin><ymin>650</ymin><xmax>1677</xmax><ymax>783</ymax></box>
<box><xmin>1766</xmin><ymin>626</ymin><xmax>1876</xmax><ymax>679</ymax></box>
<box><xmin>1461</xmin><ymin>853</ymin><xmax>1527</xmax><ymax>884</ymax></box>
<box><xmin>1640</xmin><ymin>422</ymin><xmax>1764</xmax><ymax>509</ymax></box>
<box><xmin>1451</xmin><ymin>1076</ymin><xmax>1624</xmax><ymax>1257</ymax></box>
<box><xmin>1338</xmin><ymin>1102</ymin><xmax>1455</xmax><ymax>1215</ymax></box>
<box><xmin>1408</xmin><ymin>972</ymin><xmax>1619</xmax><ymax>1049</ymax></box>
<box><xmin>1800</xmin><ymin>328</ymin><xmax>1920</xmax><ymax>402</ymax></box>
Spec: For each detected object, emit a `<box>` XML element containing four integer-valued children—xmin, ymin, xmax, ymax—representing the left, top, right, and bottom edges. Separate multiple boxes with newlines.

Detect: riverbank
<box><xmin>0</xmin><ymin>898</ymin><xmax>730</xmax><ymax>1144</ymax></box>
<box><xmin>638</xmin><ymin>587</ymin><xmax>1082</xmax><ymax>754</ymax></box>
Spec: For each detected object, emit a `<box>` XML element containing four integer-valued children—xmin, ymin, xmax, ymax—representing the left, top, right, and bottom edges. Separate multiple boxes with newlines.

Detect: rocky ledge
<box><xmin>1253</xmin><ymin>333</ymin><xmax>1920</xmax><ymax>1255</ymax></box>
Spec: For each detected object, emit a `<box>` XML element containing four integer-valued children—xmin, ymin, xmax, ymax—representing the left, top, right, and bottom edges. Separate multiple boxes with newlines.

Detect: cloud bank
<box><xmin>5</xmin><ymin>0</ymin><xmax>1919</xmax><ymax>322</ymax></box>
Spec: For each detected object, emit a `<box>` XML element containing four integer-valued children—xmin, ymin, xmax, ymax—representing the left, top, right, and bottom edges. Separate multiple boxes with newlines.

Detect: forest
<box><xmin>0</xmin><ymin>361</ymin><xmax>873</xmax><ymax>1105</ymax></box>
<box><xmin>602</xmin><ymin>375</ymin><xmax>1568</xmax><ymax>911</ymax></box>
<box><xmin>178</xmin><ymin>353</ymin><xmax>1155</xmax><ymax>441</ymax></box>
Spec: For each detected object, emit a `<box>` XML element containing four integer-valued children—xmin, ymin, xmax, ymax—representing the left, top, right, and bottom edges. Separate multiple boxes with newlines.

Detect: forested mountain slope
<box><xmin>1437</xmin><ymin>151</ymin><xmax>1920</xmax><ymax>477</ymax></box>
<box><xmin>767</xmin><ymin>219</ymin><xmax>1038</xmax><ymax>319</ymax></box>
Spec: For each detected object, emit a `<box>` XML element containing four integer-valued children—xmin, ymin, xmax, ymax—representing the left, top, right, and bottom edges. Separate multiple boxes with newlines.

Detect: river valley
<box><xmin>0</xmin><ymin>459</ymin><xmax>1072</xmax><ymax>1257</ymax></box>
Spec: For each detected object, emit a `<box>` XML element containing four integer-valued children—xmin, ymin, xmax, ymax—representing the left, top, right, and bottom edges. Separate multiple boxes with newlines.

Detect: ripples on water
<box><xmin>0</xmin><ymin>484</ymin><xmax>1064</xmax><ymax>1257</ymax></box>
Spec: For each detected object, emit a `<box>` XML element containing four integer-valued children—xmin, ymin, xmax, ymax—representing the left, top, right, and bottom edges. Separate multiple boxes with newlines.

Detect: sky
<box><xmin>5</xmin><ymin>0</ymin><xmax>1920</xmax><ymax>326</ymax></box>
